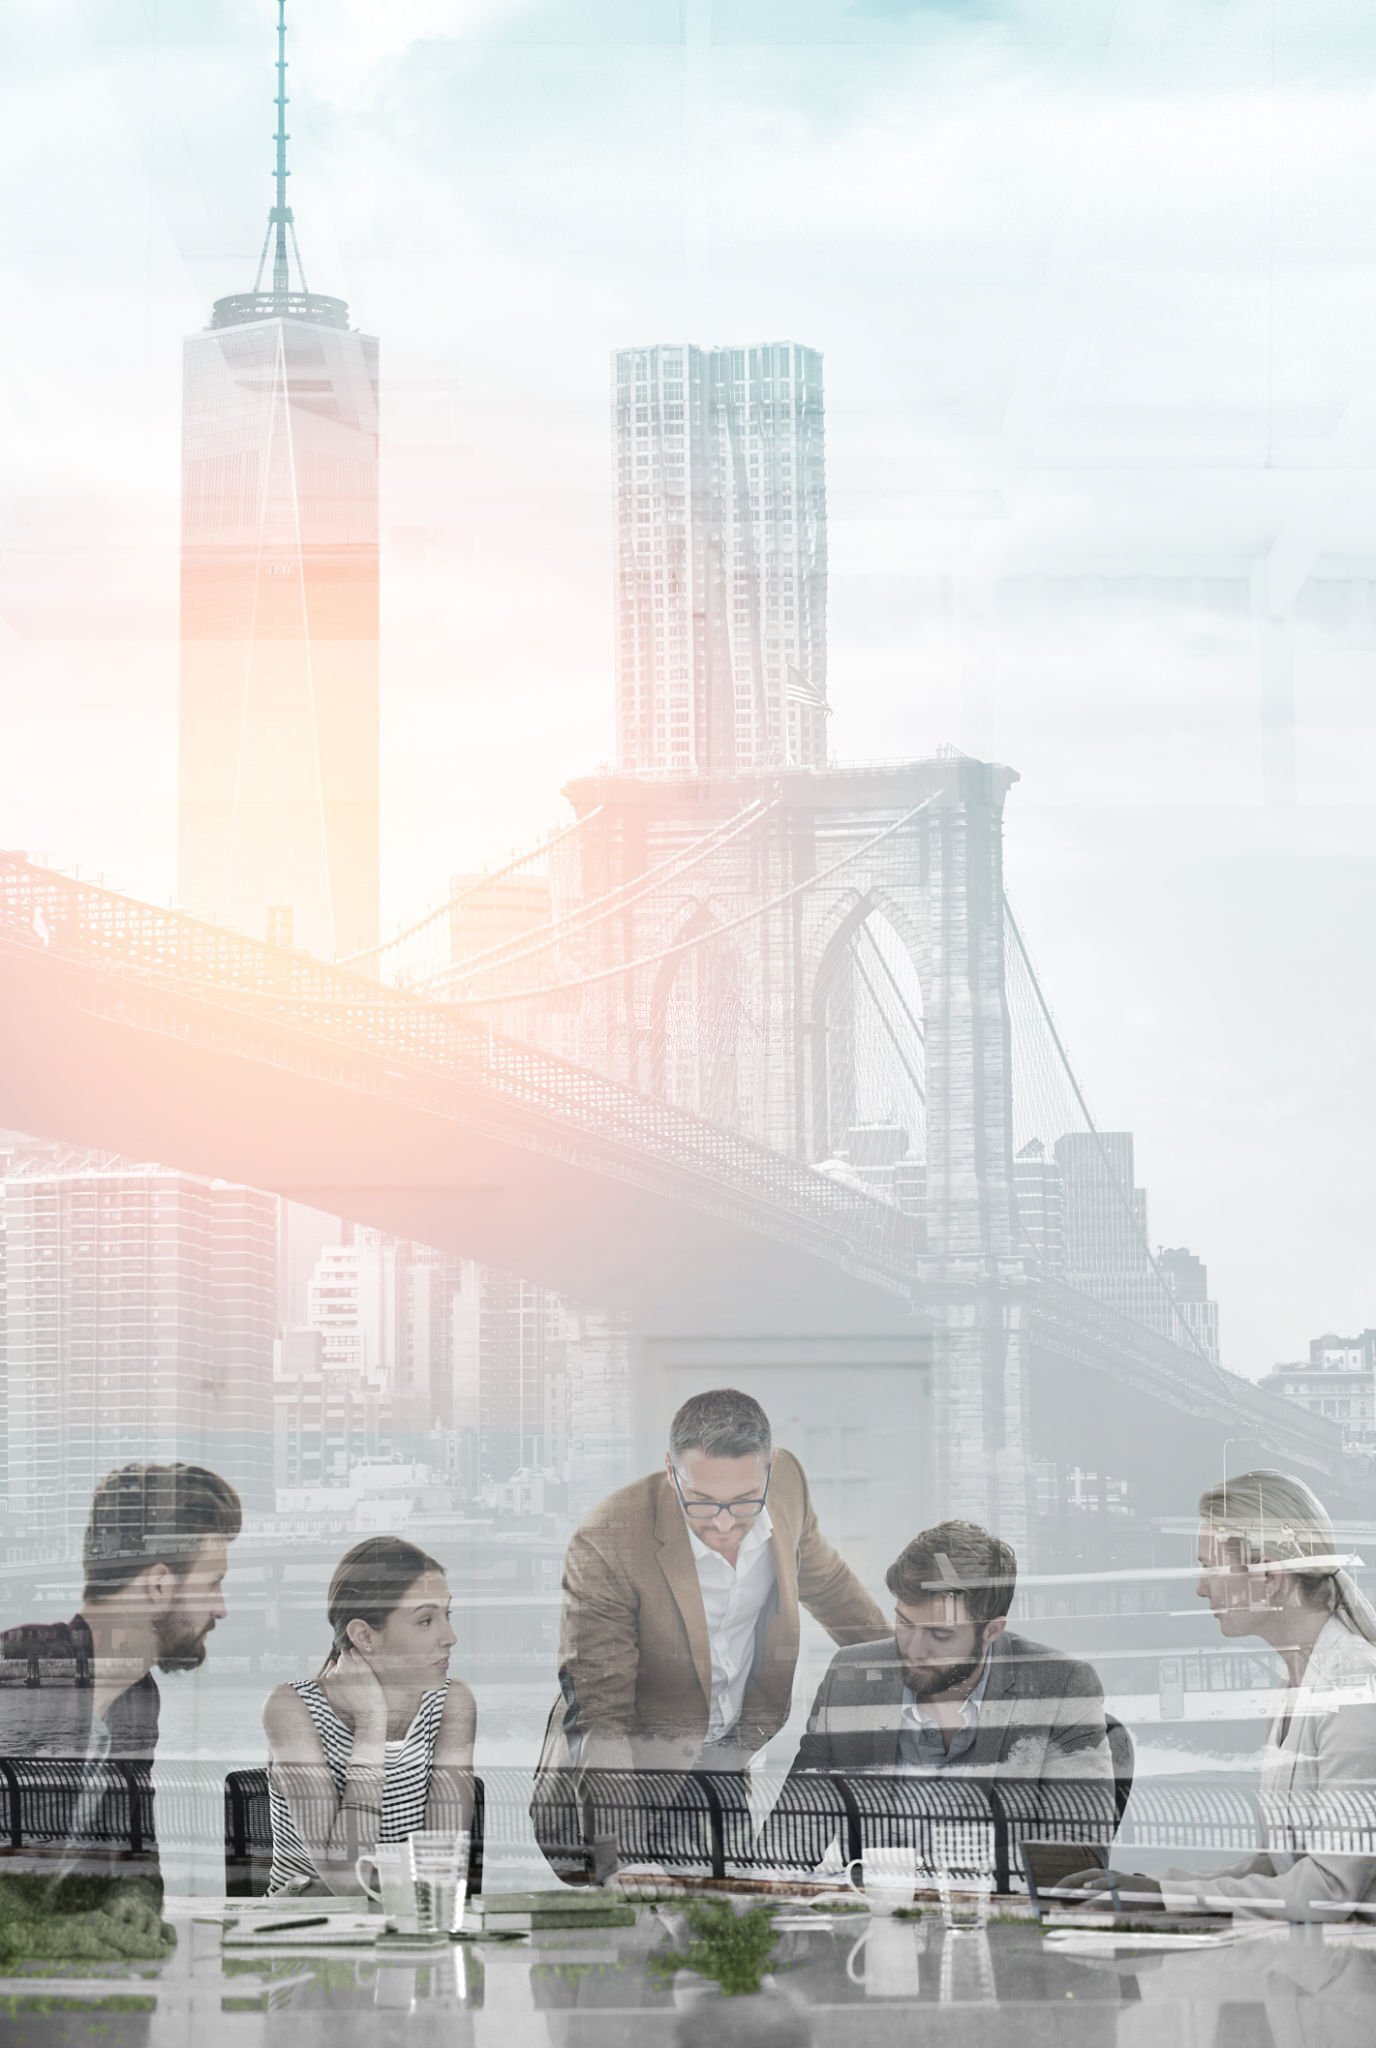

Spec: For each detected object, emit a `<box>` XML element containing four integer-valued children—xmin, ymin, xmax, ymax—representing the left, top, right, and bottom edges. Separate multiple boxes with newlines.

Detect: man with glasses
<box><xmin>537</xmin><ymin>1390</ymin><xmax>884</xmax><ymax>1812</ymax></box>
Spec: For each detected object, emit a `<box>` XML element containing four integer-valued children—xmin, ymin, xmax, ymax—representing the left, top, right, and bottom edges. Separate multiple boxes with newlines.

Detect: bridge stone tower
<box><xmin>555</xmin><ymin>756</ymin><xmax>1033</xmax><ymax>1560</ymax></box>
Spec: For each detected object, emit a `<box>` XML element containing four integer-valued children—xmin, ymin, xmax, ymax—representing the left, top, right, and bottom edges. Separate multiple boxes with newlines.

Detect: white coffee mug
<box><xmin>356</xmin><ymin>1841</ymin><xmax>415</xmax><ymax>1927</ymax></box>
<box><xmin>843</xmin><ymin>1843</ymin><xmax>919</xmax><ymax>1916</ymax></box>
<box><xmin>847</xmin><ymin>1918</ymin><xmax>924</xmax><ymax>1998</ymax></box>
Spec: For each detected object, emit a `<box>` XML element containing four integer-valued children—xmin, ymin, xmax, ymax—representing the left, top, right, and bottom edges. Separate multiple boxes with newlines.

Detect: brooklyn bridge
<box><xmin>0</xmin><ymin>754</ymin><xmax>1348</xmax><ymax>1574</ymax></box>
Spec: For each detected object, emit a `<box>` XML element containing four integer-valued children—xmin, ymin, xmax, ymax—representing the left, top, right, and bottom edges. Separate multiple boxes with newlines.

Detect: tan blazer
<box><xmin>539</xmin><ymin>1450</ymin><xmax>886</xmax><ymax>1774</ymax></box>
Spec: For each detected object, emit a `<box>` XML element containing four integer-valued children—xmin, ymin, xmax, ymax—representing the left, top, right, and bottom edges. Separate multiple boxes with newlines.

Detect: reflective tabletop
<box><xmin>2</xmin><ymin>1904</ymin><xmax>1375</xmax><ymax>2047</ymax></box>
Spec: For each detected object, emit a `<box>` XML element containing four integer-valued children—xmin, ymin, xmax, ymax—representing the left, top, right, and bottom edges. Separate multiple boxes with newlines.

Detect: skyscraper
<box><xmin>1053</xmin><ymin>1131</ymin><xmax>1165</xmax><ymax>1335</ymax></box>
<box><xmin>1013</xmin><ymin>1138</ymin><xmax>1065</xmax><ymax>1272</ymax></box>
<box><xmin>1158</xmin><ymin>1246</ymin><xmax>1221</xmax><ymax>1366</ymax></box>
<box><xmin>614</xmin><ymin>342</ymin><xmax>827</xmax><ymax>775</ymax></box>
<box><xmin>2</xmin><ymin>1157</ymin><xmax>277</xmax><ymax>1548</ymax></box>
<box><xmin>305</xmin><ymin>1231</ymin><xmax>461</xmax><ymax>1430</ymax></box>
<box><xmin>452</xmin><ymin>1266</ymin><xmax>567</xmax><ymax>1488</ymax></box>
<box><xmin>179</xmin><ymin>0</ymin><xmax>379</xmax><ymax>960</ymax></box>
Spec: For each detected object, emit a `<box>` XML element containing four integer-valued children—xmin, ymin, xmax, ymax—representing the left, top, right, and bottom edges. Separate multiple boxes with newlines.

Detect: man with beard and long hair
<box><xmin>0</xmin><ymin>1462</ymin><xmax>240</xmax><ymax>1959</ymax></box>
<box><xmin>785</xmin><ymin>1519</ymin><xmax>1114</xmax><ymax>1831</ymax></box>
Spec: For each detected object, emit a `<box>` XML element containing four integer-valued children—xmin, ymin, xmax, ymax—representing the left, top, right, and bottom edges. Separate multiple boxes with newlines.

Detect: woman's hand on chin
<box><xmin>323</xmin><ymin>1646</ymin><xmax>389</xmax><ymax>1734</ymax></box>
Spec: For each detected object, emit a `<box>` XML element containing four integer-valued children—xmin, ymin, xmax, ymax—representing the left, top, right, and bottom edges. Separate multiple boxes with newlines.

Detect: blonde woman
<box><xmin>1066</xmin><ymin>1470</ymin><xmax>1376</xmax><ymax>1921</ymax></box>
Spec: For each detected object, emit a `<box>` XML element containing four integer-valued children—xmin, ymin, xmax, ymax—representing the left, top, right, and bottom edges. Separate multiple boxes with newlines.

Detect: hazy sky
<box><xmin>3</xmin><ymin>0</ymin><xmax>1375</xmax><ymax>1373</ymax></box>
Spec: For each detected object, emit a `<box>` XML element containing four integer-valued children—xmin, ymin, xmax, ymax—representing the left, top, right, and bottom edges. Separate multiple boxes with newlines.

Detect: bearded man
<box><xmin>786</xmin><ymin>1518</ymin><xmax>1113</xmax><ymax>1804</ymax></box>
<box><xmin>0</xmin><ymin>1462</ymin><xmax>240</xmax><ymax>1950</ymax></box>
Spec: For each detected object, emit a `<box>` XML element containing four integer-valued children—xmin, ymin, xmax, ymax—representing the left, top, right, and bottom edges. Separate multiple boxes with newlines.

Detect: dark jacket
<box><xmin>789</xmin><ymin>1629</ymin><xmax>1114</xmax><ymax>1797</ymax></box>
<box><xmin>0</xmin><ymin>1614</ymin><xmax>162</xmax><ymax>1896</ymax></box>
<box><xmin>0</xmin><ymin>1615</ymin><xmax>160</xmax><ymax>1759</ymax></box>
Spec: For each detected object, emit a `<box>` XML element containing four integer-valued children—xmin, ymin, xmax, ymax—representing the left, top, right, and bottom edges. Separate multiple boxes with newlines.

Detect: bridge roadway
<box><xmin>0</xmin><ymin>856</ymin><xmax>1350</xmax><ymax>1500</ymax></box>
<box><xmin>0</xmin><ymin>857</ymin><xmax>918</xmax><ymax>1337</ymax></box>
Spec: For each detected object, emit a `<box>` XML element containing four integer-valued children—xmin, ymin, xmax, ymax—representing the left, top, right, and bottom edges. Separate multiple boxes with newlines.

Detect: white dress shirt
<box><xmin>688</xmin><ymin>1509</ymin><xmax>778</xmax><ymax>1742</ymax></box>
<box><xmin>898</xmin><ymin>1652</ymin><xmax>992</xmax><ymax>1770</ymax></box>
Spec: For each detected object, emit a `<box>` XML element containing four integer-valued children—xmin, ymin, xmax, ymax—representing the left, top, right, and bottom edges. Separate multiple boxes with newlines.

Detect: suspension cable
<box><xmin>422</xmin><ymin>798</ymin><xmax>780</xmax><ymax>991</ymax></box>
<box><xmin>851</xmin><ymin>937</ymin><xmax>927</xmax><ymax>1108</ymax></box>
<box><xmin>341</xmin><ymin>809</ymin><xmax>602</xmax><ymax>970</ymax></box>
<box><xmin>451</xmin><ymin>796</ymin><xmax>938</xmax><ymax>1008</ymax></box>
<box><xmin>1003</xmin><ymin>895</ymin><xmax>1215</xmax><ymax>1370</ymax></box>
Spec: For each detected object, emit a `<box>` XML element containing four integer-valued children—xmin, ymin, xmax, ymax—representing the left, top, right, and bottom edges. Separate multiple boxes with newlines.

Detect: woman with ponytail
<box><xmin>1063</xmin><ymin>1471</ymin><xmax>1376</xmax><ymax>1921</ymax></box>
<box><xmin>263</xmin><ymin>1536</ymin><xmax>476</xmax><ymax>1895</ymax></box>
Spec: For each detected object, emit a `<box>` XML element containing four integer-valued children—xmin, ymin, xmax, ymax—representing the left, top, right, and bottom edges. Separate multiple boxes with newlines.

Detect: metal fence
<box><xmin>3</xmin><ymin>1759</ymin><xmax>1376</xmax><ymax>1897</ymax></box>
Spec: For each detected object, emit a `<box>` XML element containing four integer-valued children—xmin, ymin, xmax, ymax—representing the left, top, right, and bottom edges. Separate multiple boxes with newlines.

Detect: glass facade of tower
<box><xmin>179</xmin><ymin>309</ymin><xmax>380</xmax><ymax>960</ymax></box>
<box><xmin>2</xmin><ymin>1161</ymin><xmax>277</xmax><ymax>1547</ymax></box>
<box><xmin>614</xmin><ymin>341</ymin><xmax>828</xmax><ymax>775</ymax></box>
<box><xmin>1054</xmin><ymin>1131</ymin><xmax>1169</xmax><ymax>1336</ymax></box>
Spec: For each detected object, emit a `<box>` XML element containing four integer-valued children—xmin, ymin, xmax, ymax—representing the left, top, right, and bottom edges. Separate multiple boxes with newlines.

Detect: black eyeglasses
<box><xmin>670</xmin><ymin>1463</ymin><xmax>772</xmax><ymax>1523</ymax></box>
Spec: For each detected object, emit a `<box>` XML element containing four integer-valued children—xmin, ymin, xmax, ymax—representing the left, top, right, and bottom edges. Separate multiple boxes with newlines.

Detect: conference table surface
<box><xmin>1</xmin><ymin>1898</ymin><xmax>1374</xmax><ymax>2047</ymax></box>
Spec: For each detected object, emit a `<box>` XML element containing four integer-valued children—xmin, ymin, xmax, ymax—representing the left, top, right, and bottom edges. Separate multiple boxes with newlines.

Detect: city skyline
<box><xmin>7</xmin><ymin>12</ymin><xmax>1376</xmax><ymax>1979</ymax></box>
<box><xmin>4</xmin><ymin>0</ymin><xmax>1376</xmax><ymax>1371</ymax></box>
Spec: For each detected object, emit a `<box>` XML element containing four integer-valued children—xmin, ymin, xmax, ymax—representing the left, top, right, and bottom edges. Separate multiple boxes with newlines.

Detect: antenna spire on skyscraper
<box><xmin>250</xmin><ymin>0</ymin><xmax>314</xmax><ymax>307</ymax></box>
<box><xmin>272</xmin><ymin>0</ymin><xmax>291</xmax><ymax>298</ymax></box>
<box><xmin>211</xmin><ymin>0</ymin><xmax>348</xmax><ymax>329</ymax></box>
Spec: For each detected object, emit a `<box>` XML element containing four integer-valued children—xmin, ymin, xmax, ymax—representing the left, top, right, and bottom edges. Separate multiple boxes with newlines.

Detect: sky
<box><xmin>2</xmin><ymin>0</ymin><xmax>1375</xmax><ymax>1374</ymax></box>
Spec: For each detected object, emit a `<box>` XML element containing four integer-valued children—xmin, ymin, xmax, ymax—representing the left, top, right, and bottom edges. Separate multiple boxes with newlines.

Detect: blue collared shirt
<box><xmin>897</xmin><ymin>1653</ymin><xmax>993</xmax><ymax>1770</ymax></box>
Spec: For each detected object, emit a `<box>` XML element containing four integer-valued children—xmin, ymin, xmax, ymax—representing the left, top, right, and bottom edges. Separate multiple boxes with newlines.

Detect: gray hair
<box><xmin>669</xmin><ymin>1388</ymin><xmax>772</xmax><ymax>1464</ymax></box>
<box><xmin>1199</xmin><ymin>1469</ymin><xmax>1376</xmax><ymax>1649</ymax></box>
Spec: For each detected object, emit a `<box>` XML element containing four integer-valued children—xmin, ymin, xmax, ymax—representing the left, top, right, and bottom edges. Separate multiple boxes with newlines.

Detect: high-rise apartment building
<box><xmin>614</xmin><ymin>342</ymin><xmax>827</xmax><ymax>774</ymax></box>
<box><xmin>2</xmin><ymin>1157</ymin><xmax>277</xmax><ymax>1547</ymax></box>
<box><xmin>305</xmin><ymin>1230</ymin><xmax>462</xmax><ymax>1447</ymax></box>
<box><xmin>1013</xmin><ymin>1138</ymin><xmax>1065</xmax><ymax>1272</ymax></box>
<box><xmin>452</xmin><ymin>1267</ymin><xmax>567</xmax><ymax>1488</ymax></box>
<box><xmin>1158</xmin><ymin>1246</ymin><xmax>1221</xmax><ymax>1366</ymax></box>
<box><xmin>1053</xmin><ymin>1132</ymin><xmax>1172</xmax><ymax>1338</ymax></box>
<box><xmin>178</xmin><ymin>1</ymin><xmax>379</xmax><ymax>959</ymax></box>
<box><xmin>273</xmin><ymin>1325</ymin><xmax>389</xmax><ymax>1492</ymax></box>
<box><xmin>1016</xmin><ymin>1137</ymin><xmax>1215</xmax><ymax>1359</ymax></box>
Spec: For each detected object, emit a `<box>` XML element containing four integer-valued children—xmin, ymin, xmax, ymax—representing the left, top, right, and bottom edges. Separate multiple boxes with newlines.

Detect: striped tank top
<box><xmin>267</xmin><ymin>1677</ymin><xmax>449</xmax><ymax>1894</ymax></box>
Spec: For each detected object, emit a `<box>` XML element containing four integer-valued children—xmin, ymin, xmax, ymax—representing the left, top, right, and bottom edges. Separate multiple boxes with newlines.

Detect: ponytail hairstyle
<box><xmin>1198</xmin><ymin>1469</ymin><xmax>1376</xmax><ymax>1648</ymax></box>
<box><xmin>320</xmin><ymin>1536</ymin><xmax>445</xmax><ymax>1675</ymax></box>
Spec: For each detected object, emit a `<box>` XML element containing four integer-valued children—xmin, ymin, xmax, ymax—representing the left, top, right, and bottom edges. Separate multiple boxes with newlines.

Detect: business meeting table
<box><xmin>2</xmin><ymin>1894</ymin><xmax>1374</xmax><ymax>2048</ymax></box>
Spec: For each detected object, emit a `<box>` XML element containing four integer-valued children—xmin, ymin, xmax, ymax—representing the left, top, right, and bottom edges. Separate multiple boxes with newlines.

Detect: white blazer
<box><xmin>1162</xmin><ymin>1615</ymin><xmax>1376</xmax><ymax>1920</ymax></box>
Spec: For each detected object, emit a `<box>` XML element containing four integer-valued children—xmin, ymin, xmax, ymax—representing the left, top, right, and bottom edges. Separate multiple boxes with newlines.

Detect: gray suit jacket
<box><xmin>789</xmin><ymin>1630</ymin><xmax>1114</xmax><ymax>1801</ymax></box>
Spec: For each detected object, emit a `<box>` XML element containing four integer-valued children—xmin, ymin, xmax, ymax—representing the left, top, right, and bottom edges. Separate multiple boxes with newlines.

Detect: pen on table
<box><xmin>250</xmin><ymin>1915</ymin><xmax>331</xmax><ymax>1934</ymax></box>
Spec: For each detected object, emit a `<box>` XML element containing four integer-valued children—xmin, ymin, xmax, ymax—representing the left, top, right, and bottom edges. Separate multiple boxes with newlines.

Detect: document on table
<box><xmin>222</xmin><ymin>1915</ymin><xmax>381</xmax><ymax>1947</ymax></box>
<box><xmin>1044</xmin><ymin>1926</ymin><xmax>1263</xmax><ymax>1955</ymax></box>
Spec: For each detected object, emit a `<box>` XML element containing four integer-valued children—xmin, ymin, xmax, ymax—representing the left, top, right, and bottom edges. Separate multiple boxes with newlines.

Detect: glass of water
<box><xmin>936</xmin><ymin>1868</ymin><xmax>993</xmax><ymax>1932</ymax></box>
<box><xmin>407</xmin><ymin>1829</ymin><xmax>471</xmax><ymax>1938</ymax></box>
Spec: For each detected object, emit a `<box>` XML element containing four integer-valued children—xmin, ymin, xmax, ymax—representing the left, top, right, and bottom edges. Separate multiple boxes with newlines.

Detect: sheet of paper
<box><xmin>222</xmin><ymin>1915</ymin><xmax>380</xmax><ymax>1948</ymax></box>
<box><xmin>1045</xmin><ymin>1927</ymin><xmax>1255</xmax><ymax>1954</ymax></box>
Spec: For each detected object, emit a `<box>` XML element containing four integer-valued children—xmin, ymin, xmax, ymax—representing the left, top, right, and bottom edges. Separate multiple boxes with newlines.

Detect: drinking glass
<box><xmin>939</xmin><ymin>1926</ymin><xmax>996</xmax><ymax>2004</ymax></box>
<box><xmin>936</xmin><ymin>1868</ymin><xmax>993</xmax><ymax>1932</ymax></box>
<box><xmin>407</xmin><ymin>1828</ymin><xmax>471</xmax><ymax>1937</ymax></box>
<box><xmin>356</xmin><ymin>1843</ymin><xmax>418</xmax><ymax>1931</ymax></box>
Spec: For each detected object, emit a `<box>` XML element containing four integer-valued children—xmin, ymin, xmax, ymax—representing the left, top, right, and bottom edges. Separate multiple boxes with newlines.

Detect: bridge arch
<box><xmin>807</xmin><ymin>889</ymin><xmax>927</xmax><ymax>1168</ymax></box>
